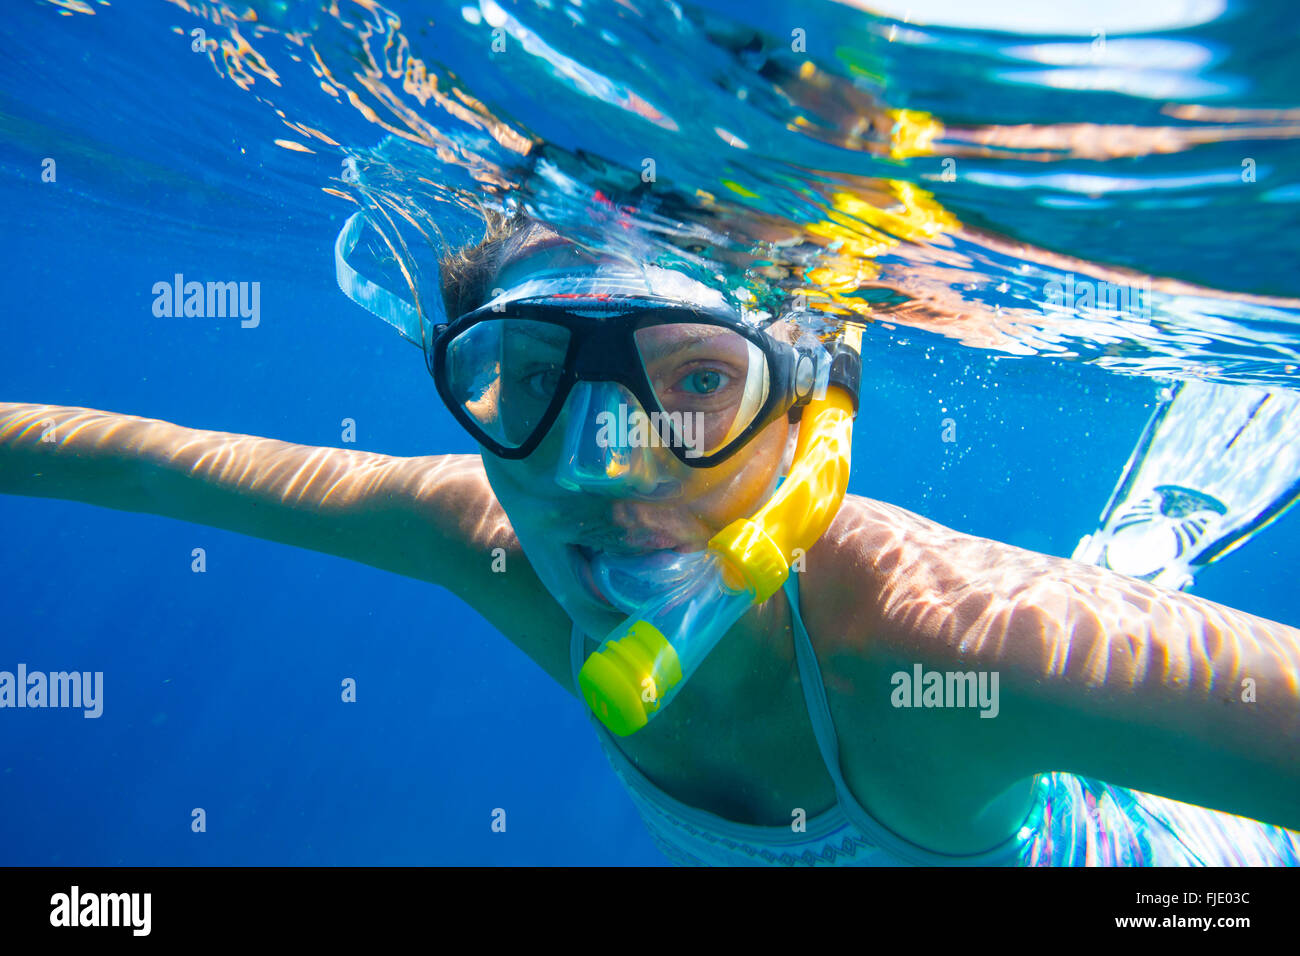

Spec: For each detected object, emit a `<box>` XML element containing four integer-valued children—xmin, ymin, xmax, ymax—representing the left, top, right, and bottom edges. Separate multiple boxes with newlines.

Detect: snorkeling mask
<box><xmin>335</xmin><ymin>210</ymin><xmax>861</xmax><ymax>736</ymax></box>
<box><xmin>429</xmin><ymin>286</ymin><xmax>830</xmax><ymax>468</ymax></box>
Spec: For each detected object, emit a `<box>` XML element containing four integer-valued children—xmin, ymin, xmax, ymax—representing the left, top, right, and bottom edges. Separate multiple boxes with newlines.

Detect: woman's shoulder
<box><xmin>796</xmin><ymin>493</ymin><xmax>979</xmax><ymax>662</ymax></box>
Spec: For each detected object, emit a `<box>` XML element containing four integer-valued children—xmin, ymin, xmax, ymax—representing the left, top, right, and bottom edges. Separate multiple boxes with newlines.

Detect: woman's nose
<box><xmin>552</xmin><ymin>381</ymin><xmax>682</xmax><ymax>499</ymax></box>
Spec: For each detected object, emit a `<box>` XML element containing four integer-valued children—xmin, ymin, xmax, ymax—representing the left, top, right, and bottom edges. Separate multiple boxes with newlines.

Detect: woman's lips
<box><xmin>568</xmin><ymin>542</ymin><xmax>688</xmax><ymax>610</ymax></box>
<box><xmin>575</xmin><ymin>533</ymin><xmax>684</xmax><ymax>554</ymax></box>
<box><xmin>568</xmin><ymin>545</ymin><xmax>614</xmax><ymax>608</ymax></box>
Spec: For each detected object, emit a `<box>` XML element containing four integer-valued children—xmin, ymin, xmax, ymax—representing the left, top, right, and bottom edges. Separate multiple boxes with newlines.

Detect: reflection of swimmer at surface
<box><xmin>4</xmin><ymin>214</ymin><xmax>1300</xmax><ymax>866</ymax></box>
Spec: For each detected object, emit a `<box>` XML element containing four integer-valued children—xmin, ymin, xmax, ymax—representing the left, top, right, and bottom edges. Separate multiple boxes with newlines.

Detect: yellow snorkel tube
<box><xmin>579</xmin><ymin>325</ymin><xmax>861</xmax><ymax>736</ymax></box>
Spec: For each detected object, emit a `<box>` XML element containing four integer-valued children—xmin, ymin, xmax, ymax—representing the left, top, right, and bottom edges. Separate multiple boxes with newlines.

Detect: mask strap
<box><xmin>335</xmin><ymin>210</ymin><xmax>442</xmax><ymax>348</ymax></box>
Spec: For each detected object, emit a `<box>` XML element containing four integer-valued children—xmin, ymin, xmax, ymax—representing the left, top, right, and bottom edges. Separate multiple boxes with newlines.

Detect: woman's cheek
<box><xmin>681</xmin><ymin>421</ymin><xmax>790</xmax><ymax>528</ymax></box>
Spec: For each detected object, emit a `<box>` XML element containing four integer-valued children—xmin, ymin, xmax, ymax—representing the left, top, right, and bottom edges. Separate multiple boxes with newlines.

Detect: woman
<box><xmin>4</xmin><ymin>211</ymin><xmax>1299</xmax><ymax>866</ymax></box>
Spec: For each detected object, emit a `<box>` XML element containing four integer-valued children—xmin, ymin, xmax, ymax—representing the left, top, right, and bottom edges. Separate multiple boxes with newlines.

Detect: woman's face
<box><xmin>475</xmin><ymin>240</ymin><xmax>795</xmax><ymax>638</ymax></box>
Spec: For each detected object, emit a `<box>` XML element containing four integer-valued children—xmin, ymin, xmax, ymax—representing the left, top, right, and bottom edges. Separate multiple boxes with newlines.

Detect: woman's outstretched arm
<box><xmin>817</xmin><ymin>495</ymin><xmax>1300</xmax><ymax>833</ymax></box>
<box><xmin>0</xmin><ymin>402</ymin><xmax>576</xmax><ymax>688</ymax></box>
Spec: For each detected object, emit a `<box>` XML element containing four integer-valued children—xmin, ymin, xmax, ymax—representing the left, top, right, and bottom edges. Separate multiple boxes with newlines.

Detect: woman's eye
<box><xmin>680</xmin><ymin>367</ymin><xmax>729</xmax><ymax>395</ymax></box>
<box><xmin>519</xmin><ymin>368</ymin><xmax>561</xmax><ymax>398</ymax></box>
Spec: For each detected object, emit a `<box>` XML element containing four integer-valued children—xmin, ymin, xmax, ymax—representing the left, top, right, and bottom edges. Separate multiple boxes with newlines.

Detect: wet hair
<box><xmin>438</xmin><ymin>209</ymin><xmax>558</xmax><ymax>320</ymax></box>
<box><xmin>437</xmin><ymin>210</ymin><xmax>814</xmax><ymax>337</ymax></box>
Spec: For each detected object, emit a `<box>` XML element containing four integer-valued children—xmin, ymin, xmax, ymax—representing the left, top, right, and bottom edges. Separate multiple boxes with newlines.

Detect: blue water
<box><xmin>2</xmin><ymin>0</ymin><xmax>1298</xmax><ymax>864</ymax></box>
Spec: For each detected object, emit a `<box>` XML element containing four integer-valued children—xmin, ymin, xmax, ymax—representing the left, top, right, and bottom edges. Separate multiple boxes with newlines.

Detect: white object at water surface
<box><xmin>1074</xmin><ymin>380</ymin><xmax>1300</xmax><ymax>590</ymax></box>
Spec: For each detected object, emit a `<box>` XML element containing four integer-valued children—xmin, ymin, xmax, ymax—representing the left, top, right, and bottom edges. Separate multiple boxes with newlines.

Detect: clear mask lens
<box><xmin>634</xmin><ymin>323</ymin><xmax>769</xmax><ymax>458</ymax></box>
<box><xmin>444</xmin><ymin>318</ymin><xmax>571</xmax><ymax>449</ymax></box>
